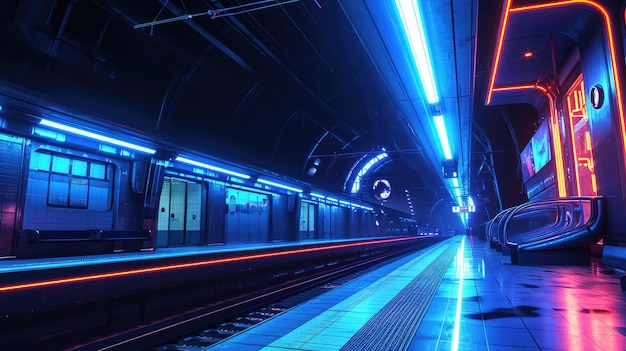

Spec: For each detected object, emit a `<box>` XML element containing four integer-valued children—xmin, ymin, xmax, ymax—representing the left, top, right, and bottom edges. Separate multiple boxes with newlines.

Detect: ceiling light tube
<box><xmin>433</xmin><ymin>115</ymin><xmax>453</xmax><ymax>159</ymax></box>
<box><xmin>40</xmin><ymin>119</ymin><xmax>156</xmax><ymax>154</ymax></box>
<box><xmin>395</xmin><ymin>0</ymin><xmax>439</xmax><ymax>104</ymax></box>
<box><xmin>310</xmin><ymin>192</ymin><xmax>326</xmax><ymax>199</ymax></box>
<box><xmin>175</xmin><ymin>156</ymin><xmax>251</xmax><ymax>179</ymax></box>
<box><xmin>257</xmin><ymin>178</ymin><xmax>303</xmax><ymax>193</ymax></box>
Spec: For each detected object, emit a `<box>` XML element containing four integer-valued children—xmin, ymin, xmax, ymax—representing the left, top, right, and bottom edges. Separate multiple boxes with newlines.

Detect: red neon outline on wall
<box><xmin>485</xmin><ymin>0</ymin><xmax>514</xmax><ymax>105</ymax></box>
<box><xmin>486</xmin><ymin>0</ymin><xmax>624</xmax><ymax>197</ymax></box>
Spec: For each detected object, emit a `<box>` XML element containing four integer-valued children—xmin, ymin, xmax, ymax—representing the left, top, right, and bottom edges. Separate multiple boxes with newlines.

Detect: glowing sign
<box><xmin>452</xmin><ymin>206</ymin><xmax>475</xmax><ymax>213</ymax></box>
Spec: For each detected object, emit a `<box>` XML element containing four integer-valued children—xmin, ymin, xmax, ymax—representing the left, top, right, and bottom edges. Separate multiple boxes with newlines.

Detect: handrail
<box><xmin>502</xmin><ymin>196</ymin><xmax>604</xmax><ymax>251</ymax></box>
<box><xmin>487</xmin><ymin>206</ymin><xmax>515</xmax><ymax>244</ymax></box>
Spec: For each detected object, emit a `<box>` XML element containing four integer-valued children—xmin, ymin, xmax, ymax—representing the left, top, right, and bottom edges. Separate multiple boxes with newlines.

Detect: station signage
<box><xmin>452</xmin><ymin>205</ymin><xmax>475</xmax><ymax>213</ymax></box>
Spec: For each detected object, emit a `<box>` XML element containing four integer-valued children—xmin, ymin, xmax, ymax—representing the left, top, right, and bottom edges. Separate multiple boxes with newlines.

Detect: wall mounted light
<box><xmin>39</xmin><ymin>119</ymin><xmax>156</xmax><ymax>154</ymax></box>
<box><xmin>257</xmin><ymin>178</ymin><xmax>303</xmax><ymax>193</ymax></box>
<box><xmin>175</xmin><ymin>156</ymin><xmax>251</xmax><ymax>179</ymax></box>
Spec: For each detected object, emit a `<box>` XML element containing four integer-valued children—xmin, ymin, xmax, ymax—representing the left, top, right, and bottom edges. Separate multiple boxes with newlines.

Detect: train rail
<box><xmin>0</xmin><ymin>236</ymin><xmax>442</xmax><ymax>350</ymax></box>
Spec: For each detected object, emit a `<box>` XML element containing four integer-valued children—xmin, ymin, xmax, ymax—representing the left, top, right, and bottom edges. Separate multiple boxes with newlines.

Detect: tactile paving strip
<box><xmin>340</xmin><ymin>243</ymin><xmax>459</xmax><ymax>351</ymax></box>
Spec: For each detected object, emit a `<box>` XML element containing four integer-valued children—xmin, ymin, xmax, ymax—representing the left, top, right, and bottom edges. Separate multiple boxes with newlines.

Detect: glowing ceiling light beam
<box><xmin>395</xmin><ymin>0</ymin><xmax>439</xmax><ymax>104</ymax></box>
<box><xmin>433</xmin><ymin>115</ymin><xmax>453</xmax><ymax>159</ymax></box>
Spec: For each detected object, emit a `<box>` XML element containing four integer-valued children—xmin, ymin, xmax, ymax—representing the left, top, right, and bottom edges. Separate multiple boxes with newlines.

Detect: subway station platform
<box><xmin>206</xmin><ymin>236</ymin><xmax>626</xmax><ymax>351</ymax></box>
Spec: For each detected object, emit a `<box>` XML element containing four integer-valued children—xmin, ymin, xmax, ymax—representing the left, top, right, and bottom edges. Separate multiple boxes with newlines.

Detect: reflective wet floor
<box><xmin>206</xmin><ymin>236</ymin><xmax>626</xmax><ymax>351</ymax></box>
<box><xmin>409</xmin><ymin>236</ymin><xmax>626</xmax><ymax>351</ymax></box>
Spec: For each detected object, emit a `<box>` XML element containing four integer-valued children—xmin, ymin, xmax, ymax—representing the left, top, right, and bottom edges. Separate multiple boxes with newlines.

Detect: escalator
<box><xmin>488</xmin><ymin>197</ymin><xmax>605</xmax><ymax>265</ymax></box>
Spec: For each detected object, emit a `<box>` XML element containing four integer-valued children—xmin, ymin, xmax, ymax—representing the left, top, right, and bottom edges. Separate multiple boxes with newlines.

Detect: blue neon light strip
<box><xmin>39</xmin><ymin>119</ymin><xmax>156</xmax><ymax>154</ymax></box>
<box><xmin>433</xmin><ymin>115</ymin><xmax>452</xmax><ymax>160</ymax></box>
<box><xmin>395</xmin><ymin>0</ymin><xmax>439</xmax><ymax>104</ymax></box>
<box><xmin>257</xmin><ymin>178</ymin><xmax>303</xmax><ymax>193</ymax></box>
<box><xmin>175</xmin><ymin>156</ymin><xmax>251</xmax><ymax>179</ymax></box>
<box><xmin>310</xmin><ymin>193</ymin><xmax>326</xmax><ymax>199</ymax></box>
<box><xmin>451</xmin><ymin>237</ymin><xmax>466</xmax><ymax>351</ymax></box>
<box><xmin>351</xmin><ymin>152</ymin><xmax>388</xmax><ymax>194</ymax></box>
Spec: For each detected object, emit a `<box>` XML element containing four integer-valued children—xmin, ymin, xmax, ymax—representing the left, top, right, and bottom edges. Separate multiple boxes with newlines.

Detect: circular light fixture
<box><xmin>373</xmin><ymin>179</ymin><xmax>391</xmax><ymax>200</ymax></box>
<box><xmin>590</xmin><ymin>84</ymin><xmax>604</xmax><ymax>109</ymax></box>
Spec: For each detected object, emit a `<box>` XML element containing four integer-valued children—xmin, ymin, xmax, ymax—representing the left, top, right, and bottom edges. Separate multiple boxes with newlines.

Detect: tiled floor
<box><xmin>207</xmin><ymin>235</ymin><xmax>626</xmax><ymax>351</ymax></box>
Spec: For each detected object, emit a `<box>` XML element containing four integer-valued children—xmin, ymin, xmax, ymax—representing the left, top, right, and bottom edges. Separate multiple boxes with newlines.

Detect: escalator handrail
<box><xmin>503</xmin><ymin>205</ymin><xmax>562</xmax><ymax>238</ymax></box>
<box><xmin>487</xmin><ymin>206</ymin><xmax>516</xmax><ymax>243</ymax></box>
<box><xmin>503</xmin><ymin>196</ymin><xmax>604</xmax><ymax>249</ymax></box>
<box><xmin>505</xmin><ymin>197</ymin><xmax>596</xmax><ymax>246</ymax></box>
<box><xmin>517</xmin><ymin>196</ymin><xmax>605</xmax><ymax>251</ymax></box>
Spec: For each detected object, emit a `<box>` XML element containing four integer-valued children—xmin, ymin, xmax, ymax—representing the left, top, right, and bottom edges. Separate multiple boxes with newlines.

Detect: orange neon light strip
<box><xmin>592</xmin><ymin>173</ymin><xmax>598</xmax><ymax>193</ymax></box>
<box><xmin>492</xmin><ymin>84</ymin><xmax>547</xmax><ymax>93</ymax></box>
<box><xmin>492</xmin><ymin>84</ymin><xmax>567</xmax><ymax>196</ymax></box>
<box><xmin>566</xmin><ymin>85</ymin><xmax>582</xmax><ymax>196</ymax></box>
<box><xmin>549</xmin><ymin>95</ymin><xmax>568</xmax><ymax>197</ymax></box>
<box><xmin>509</xmin><ymin>1</ymin><xmax>626</xmax><ymax>184</ymax></box>
<box><xmin>0</xmin><ymin>236</ymin><xmax>420</xmax><ymax>292</ymax></box>
<box><xmin>485</xmin><ymin>0</ymin><xmax>513</xmax><ymax>105</ymax></box>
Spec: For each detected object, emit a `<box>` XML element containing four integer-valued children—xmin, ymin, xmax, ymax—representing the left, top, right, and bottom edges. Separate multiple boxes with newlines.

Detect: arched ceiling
<box><xmin>0</xmin><ymin>0</ymin><xmax>510</xmax><ymax>224</ymax></box>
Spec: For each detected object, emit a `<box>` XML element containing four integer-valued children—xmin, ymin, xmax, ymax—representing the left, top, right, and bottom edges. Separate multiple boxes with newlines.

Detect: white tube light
<box><xmin>310</xmin><ymin>192</ymin><xmax>326</xmax><ymax>199</ymax></box>
<box><xmin>433</xmin><ymin>115</ymin><xmax>453</xmax><ymax>160</ymax></box>
<box><xmin>40</xmin><ymin>119</ymin><xmax>156</xmax><ymax>154</ymax></box>
<box><xmin>257</xmin><ymin>178</ymin><xmax>303</xmax><ymax>193</ymax></box>
<box><xmin>395</xmin><ymin>0</ymin><xmax>439</xmax><ymax>104</ymax></box>
<box><xmin>175</xmin><ymin>156</ymin><xmax>250</xmax><ymax>179</ymax></box>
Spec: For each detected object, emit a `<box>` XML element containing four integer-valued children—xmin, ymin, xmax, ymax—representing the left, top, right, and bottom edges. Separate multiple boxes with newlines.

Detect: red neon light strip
<box><xmin>492</xmin><ymin>84</ymin><xmax>567</xmax><ymax>196</ymax></box>
<box><xmin>549</xmin><ymin>96</ymin><xmax>568</xmax><ymax>197</ymax></box>
<box><xmin>0</xmin><ymin>237</ymin><xmax>420</xmax><ymax>292</ymax></box>
<box><xmin>496</xmin><ymin>1</ymin><xmax>626</xmax><ymax>185</ymax></box>
<box><xmin>492</xmin><ymin>84</ymin><xmax>547</xmax><ymax>93</ymax></box>
<box><xmin>566</xmin><ymin>82</ymin><xmax>582</xmax><ymax>196</ymax></box>
<box><xmin>485</xmin><ymin>0</ymin><xmax>514</xmax><ymax>105</ymax></box>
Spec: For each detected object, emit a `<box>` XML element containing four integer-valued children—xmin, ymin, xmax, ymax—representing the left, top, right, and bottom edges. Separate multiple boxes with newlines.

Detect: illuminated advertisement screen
<box><xmin>531</xmin><ymin>121</ymin><xmax>551</xmax><ymax>173</ymax></box>
<box><xmin>520</xmin><ymin>121</ymin><xmax>552</xmax><ymax>183</ymax></box>
<box><xmin>520</xmin><ymin>141</ymin><xmax>534</xmax><ymax>182</ymax></box>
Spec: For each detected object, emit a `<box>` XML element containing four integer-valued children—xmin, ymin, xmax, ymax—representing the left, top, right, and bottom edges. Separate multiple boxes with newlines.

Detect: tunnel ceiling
<box><xmin>0</xmin><ymin>0</ymin><xmax>504</xmax><ymax>219</ymax></box>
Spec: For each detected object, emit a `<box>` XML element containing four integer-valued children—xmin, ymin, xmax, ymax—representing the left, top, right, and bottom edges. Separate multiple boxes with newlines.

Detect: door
<box><xmin>299</xmin><ymin>201</ymin><xmax>316</xmax><ymax>240</ymax></box>
<box><xmin>157</xmin><ymin>177</ymin><xmax>203</xmax><ymax>247</ymax></box>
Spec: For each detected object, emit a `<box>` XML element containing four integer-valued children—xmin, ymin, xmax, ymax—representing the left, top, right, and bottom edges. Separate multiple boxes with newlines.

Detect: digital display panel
<box><xmin>520</xmin><ymin>121</ymin><xmax>552</xmax><ymax>183</ymax></box>
<box><xmin>531</xmin><ymin>121</ymin><xmax>551</xmax><ymax>173</ymax></box>
<box><xmin>520</xmin><ymin>141</ymin><xmax>535</xmax><ymax>182</ymax></box>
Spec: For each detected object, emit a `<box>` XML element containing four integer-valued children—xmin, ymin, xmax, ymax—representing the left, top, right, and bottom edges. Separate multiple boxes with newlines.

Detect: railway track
<box><xmin>38</xmin><ymin>240</ymin><xmax>437</xmax><ymax>351</ymax></box>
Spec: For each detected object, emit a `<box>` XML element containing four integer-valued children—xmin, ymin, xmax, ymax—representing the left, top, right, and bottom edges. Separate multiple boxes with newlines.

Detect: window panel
<box><xmin>72</xmin><ymin>159</ymin><xmax>88</xmax><ymax>177</ymax></box>
<box><xmin>48</xmin><ymin>174</ymin><xmax>69</xmax><ymax>206</ymax></box>
<box><xmin>90</xmin><ymin>163</ymin><xmax>106</xmax><ymax>180</ymax></box>
<box><xmin>35</xmin><ymin>151</ymin><xmax>114</xmax><ymax>210</ymax></box>
<box><xmin>31</xmin><ymin>152</ymin><xmax>51</xmax><ymax>171</ymax></box>
<box><xmin>51</xmin><ymin>155</ymin><xmax>70</xmax><ymax>174</ymax></box>
<box><xmin>69</xmin><ymin>178</ymin><xmax>89</xmax><ymax>208</ymax></box>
